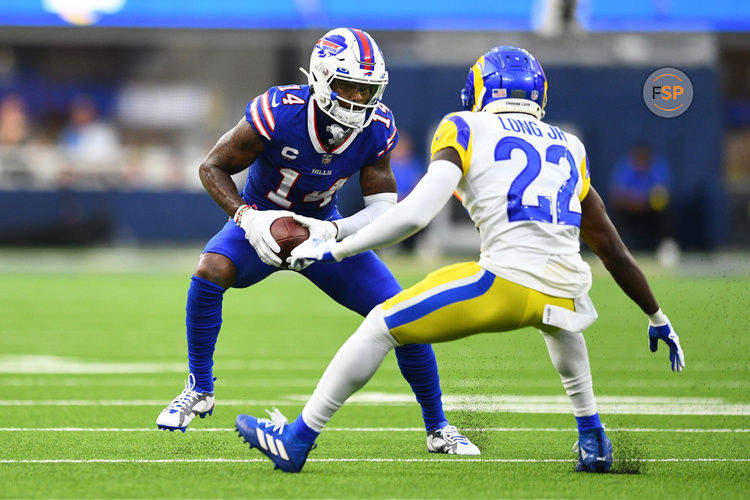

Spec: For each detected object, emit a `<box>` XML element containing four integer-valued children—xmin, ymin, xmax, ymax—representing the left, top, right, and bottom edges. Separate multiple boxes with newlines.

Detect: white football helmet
<box><xmin>301</xmin><ymin>28</ymin><xmax>388</xmax><ymax>131</ymax></box>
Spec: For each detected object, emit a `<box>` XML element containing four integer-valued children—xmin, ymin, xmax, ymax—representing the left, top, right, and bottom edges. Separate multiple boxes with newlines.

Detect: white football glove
<box><xmin>234</xmin><ymin>205</ymin><xmax>294</xmax><ymax>267</ymax></box>
<box><xmin>292</xmin><ymin>214</ymin><xmax>338</xmax><ymax>241</ymax></box>
<box><xmin>286</xmin><ymin>214</ymin><xmax>338</xmax><ymax>270</ymax></box>
<box><xmin>288</xmin><ymin>237</ymin><xmax>339</xmax><ymax>271</ymax></box>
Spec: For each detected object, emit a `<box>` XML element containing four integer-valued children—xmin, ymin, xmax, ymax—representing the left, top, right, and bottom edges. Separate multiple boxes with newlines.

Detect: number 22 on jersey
<box><xmin>494</xmin><ymin>136</ymin><xmax>581</xmax><ymax>227</ymax></box>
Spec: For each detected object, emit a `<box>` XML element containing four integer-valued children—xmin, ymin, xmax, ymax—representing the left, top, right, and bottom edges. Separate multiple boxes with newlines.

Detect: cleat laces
<box><xmin>439</xmin><ymin>424</ymin><xmax>470</xmax><ymax>445</ymax></box>
<box><xmin>166</xmin><ymin>373</ymin><xmax>201</xmax><ymax>413</ymax></box>
<box><xmin>259</xmin><ymin>407</ymin><xmax>289</xmax><ymax>434</ymax></box>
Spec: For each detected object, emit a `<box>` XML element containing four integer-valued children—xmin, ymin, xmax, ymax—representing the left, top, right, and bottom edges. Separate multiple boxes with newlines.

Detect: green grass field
<box><xmin>1</xmin><ymin>250</ymin><xmax>749</xmax><ymax>499</ymax></box>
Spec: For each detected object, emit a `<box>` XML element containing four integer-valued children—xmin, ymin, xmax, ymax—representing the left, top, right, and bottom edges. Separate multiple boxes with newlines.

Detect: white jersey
<box><xmin>430</xmin><ymin>111</ymin><xmax>592</xmax><ymax>298</ymax></box>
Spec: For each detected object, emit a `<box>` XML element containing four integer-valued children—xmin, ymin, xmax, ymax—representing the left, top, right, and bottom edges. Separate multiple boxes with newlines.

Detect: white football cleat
<box><xmin>156</xmin><ymin>373</ymin><xmax>215</xmax><ymax>432</ymax></box>
<box><xmin>426</xmin><ymin>424</ymin><xmax>481</xmax><ymax>455</ymax></box>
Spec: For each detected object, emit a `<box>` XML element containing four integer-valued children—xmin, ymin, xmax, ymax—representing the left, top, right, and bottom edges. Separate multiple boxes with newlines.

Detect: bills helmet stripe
<box><xmin>348</xmin><ymin>28</ymin><xmax>375</xmax><ymax>70</ymax></box>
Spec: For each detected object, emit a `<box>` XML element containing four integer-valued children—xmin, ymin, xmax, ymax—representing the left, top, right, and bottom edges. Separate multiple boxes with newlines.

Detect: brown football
<box><xmin>270</xmin><ymin>216</ymin><xmax>310</xmax><ymax>267</ymax></box>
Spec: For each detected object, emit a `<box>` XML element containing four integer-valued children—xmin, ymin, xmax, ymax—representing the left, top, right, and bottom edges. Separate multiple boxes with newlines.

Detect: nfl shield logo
<box><xmin>322</xmin><ymin>154</ymin><xmax>332</xmax><ymax>165</ymax></box>
<box><xmin>531</xmin><ymin>90</ymin><xmax>539</xmax><ymax>100</ymax></box>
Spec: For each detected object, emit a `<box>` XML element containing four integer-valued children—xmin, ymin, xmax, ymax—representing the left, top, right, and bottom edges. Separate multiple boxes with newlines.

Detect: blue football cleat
<box><xmin>235</xmin><ymin>409</ymin><xmax>316</xmax><ymax>473</ymax></box>
<box><xmin>574</xmin><ymin>427</ymin><xmax>613</xmax><ymax>473</ymax></box>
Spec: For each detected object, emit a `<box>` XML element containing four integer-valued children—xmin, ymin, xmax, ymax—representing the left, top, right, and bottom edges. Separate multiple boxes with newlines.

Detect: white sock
<box><xmin>302</xmin><ymin>306</ymin><xmax>399</xmax><ymax>432</ymax></box>
<box><xmin>540</xmin><ymin>329</ymin><xmax>597</xmax><ymax>417</ymax></box>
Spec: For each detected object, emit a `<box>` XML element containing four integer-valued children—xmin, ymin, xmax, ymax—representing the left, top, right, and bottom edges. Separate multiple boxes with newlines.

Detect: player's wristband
<box><xmin>647</xmin><ymin>308</ymin><xmax>669</xmax><ymax>326</ymax></box>
<box><xmin>233</xmin><ymin>204</ymin><xmax>254</xmax><ymax>224</ymax></box>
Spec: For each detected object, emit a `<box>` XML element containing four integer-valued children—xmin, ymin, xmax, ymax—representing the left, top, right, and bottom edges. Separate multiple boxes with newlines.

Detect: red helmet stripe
<box><xmin>349</xmin><ymin>28</ymin><xmax>374</xmax><ymax>66</ymax></box>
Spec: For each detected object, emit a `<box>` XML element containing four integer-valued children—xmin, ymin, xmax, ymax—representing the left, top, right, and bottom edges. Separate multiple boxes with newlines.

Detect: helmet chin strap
<box><xmin>326</xmin><ymin>123</ymin><xmax>349</xmax><ymax>146</ymax></box>
<box><xmin>482</xmin><ymin>99</ymin><xmax>544</xmax><ymax>120</ymax></box>
<box><xmin>329</xmin><ymin>92</ymin><xmax>367</xmax><ymax>129</ymax></box>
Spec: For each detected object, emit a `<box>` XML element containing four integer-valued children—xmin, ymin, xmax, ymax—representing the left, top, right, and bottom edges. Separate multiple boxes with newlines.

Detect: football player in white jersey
<box><xmin>234</xmin><ymin>46</ymin><xmax>685</xmax><ymax>473</ymax></box>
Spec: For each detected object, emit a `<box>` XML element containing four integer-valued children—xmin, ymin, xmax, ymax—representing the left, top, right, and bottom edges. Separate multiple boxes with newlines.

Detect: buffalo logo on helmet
<box><xmin>315</xmin><ymin>35</ymin><xmax>348</xmax><ymax>58</ymax></box>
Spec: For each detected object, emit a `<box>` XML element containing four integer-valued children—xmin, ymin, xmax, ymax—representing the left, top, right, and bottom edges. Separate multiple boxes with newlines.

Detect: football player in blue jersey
<box><xmin>156</xmin><ymin>27</ymin><xmax>479</xmax><ymax>455</ymax></box>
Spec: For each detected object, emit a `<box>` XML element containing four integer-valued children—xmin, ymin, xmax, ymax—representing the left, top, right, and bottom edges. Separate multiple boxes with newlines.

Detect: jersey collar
<box><xmin>307</xmin><ymin>99</ymin><xmax>359</xmax><ymax>155</ymax></box>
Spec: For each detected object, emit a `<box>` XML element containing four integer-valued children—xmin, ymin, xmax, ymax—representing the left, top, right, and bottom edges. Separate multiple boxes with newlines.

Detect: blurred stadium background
<box><xmin>0</xmin><ymin>0</ymin><xmax>749</xmax><ymax>256</ymax></box>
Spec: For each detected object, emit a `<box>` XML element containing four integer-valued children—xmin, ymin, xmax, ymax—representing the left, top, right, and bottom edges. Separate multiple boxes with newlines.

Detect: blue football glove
<box><xmin>287</xmin><ymin>237</ymin><xmax>338</xmax><ymax>271</ymax></box>
<box><xmin>648</xmin><ymin>321</ymin><xmax>685</xmax><ymax>372</ymax></box>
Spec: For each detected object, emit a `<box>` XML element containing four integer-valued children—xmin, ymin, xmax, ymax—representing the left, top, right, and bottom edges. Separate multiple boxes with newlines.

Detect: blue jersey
<box><xmin>243</xmin><ymin>85</ymin><xmax>398</xmax><ymax>220</ymax></box>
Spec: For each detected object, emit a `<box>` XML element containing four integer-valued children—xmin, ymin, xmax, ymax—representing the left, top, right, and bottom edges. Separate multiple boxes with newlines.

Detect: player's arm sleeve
<box><xmin>333</xmin><ymin>160</ymin><xmax>462</xmax><ymax>259</ymax></box>
<box><xmin>334</xmin><ymin>192</ymin><xmax>398</xmax><ymax>240</ymax></box>
<box><xmin>430</xmin><ymin>114</ymin><xmax>473</xmax><ymax>174</ymax></box>
<box><xmin>244</xmin><ymin>87</ymin><xmax>280</xmax><ymax>141</ymax></box>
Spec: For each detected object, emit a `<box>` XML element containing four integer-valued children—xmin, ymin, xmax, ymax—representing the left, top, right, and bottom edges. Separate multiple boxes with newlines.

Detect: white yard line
<box><xmin>3</xmin><ymin>394</ymin><xmax>750</xmax><ymax>415</ymax></box>
<box><xmin>1</xmin><ymin>458</ymin><xmax>749</xmax><ymax>464</ymax></box>
<box><xmin>7</xmin><ymin>376</ymin><xmax>750</xmax><ymax>390</ymax></box>
<box><xmin>0</xmin><ymin>427</ymin><xmax>748</xmax><ymax>433</ymax></box>
<box><xmin>0</xmin><ymin>354</ymin><xmax>745</xmax><ymax>375</ymax></box>
<box><xmin>2</xmin><ymin>377</ymin><xmax>326</xmax><ymax>387</ymax></box>
<box><xmin>0</xmin><ymin>355</ymin><xmax>326</xmax><ymax>374</ymax></box>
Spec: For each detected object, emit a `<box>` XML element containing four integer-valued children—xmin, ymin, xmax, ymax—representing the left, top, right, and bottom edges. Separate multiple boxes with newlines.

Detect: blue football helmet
<box><xmin>461</xmin><ymin>46</ymin><xmax>547</xmax><ymax>119</ymax></box>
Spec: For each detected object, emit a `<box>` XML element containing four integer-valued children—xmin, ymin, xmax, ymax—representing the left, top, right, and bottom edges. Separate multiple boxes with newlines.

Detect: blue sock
<box><xmin>291</xmin><ymin>415</ymin><xmax>319</xmax><ymax>445</ymax></box>
<box><xmin>576</xmin><ymin>413</ymin><xmax>602</xmax><ymax>432</ymax></box>
<box><xmin>394</xmin><ymin>343</ymin><xmax>447</xmax><ymax>431</ymax></box>
<box><xmin>186</xmin><ymin>275</ymin><xmax>225</xmax><ymax>393</ymax></box>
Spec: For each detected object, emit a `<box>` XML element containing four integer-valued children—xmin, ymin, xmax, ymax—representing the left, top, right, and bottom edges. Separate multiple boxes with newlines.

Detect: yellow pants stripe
<box><xmin>382</xmin><ymin>262</ymin><xmax>575</xmax><ymax>345</ymax></box>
